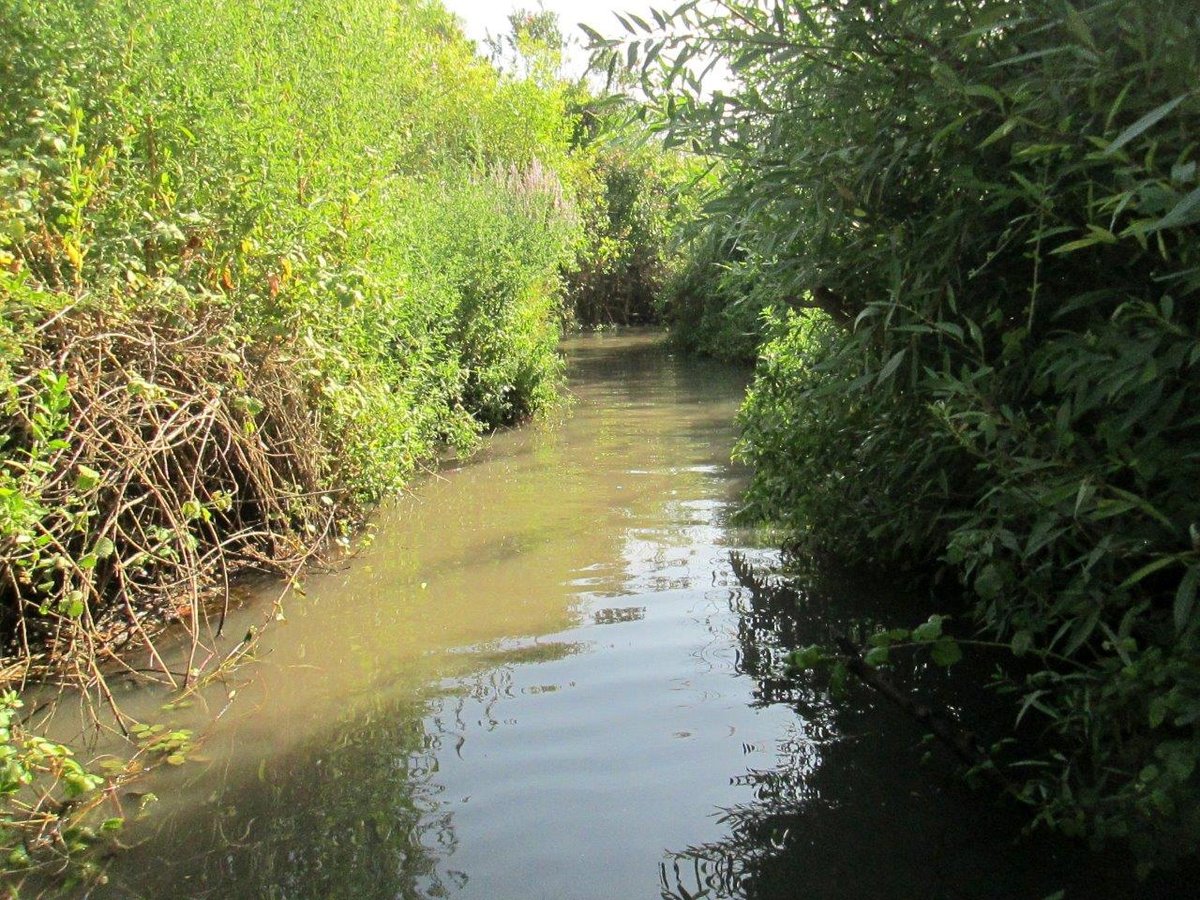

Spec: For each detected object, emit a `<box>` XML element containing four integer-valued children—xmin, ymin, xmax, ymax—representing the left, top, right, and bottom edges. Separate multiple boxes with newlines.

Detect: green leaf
<box><xmin>977</xmin><ymin>116</ymin><xmax>1021</xmax><ymax>149</ymax></box>
<box><xmin>786</xmin><ymin>644</ymin><xmax>826</xmax><ymax>671</ymax></box>
<box><xmin>93</xmin><ymin>537</ymin><xmax>116</xmax><ymax>559</ymax></box>
<box><xmin>868</xmin><ymin>627</ymin><xmax>910</xmax><ymax>647</ymax></box>
<box><xmin>75</xmin><ymin>464</ymin><xmax>101</xmax><ymax>491</ymax></box>
<box><xmin>1011</xmin><ymin>630</ymin><xmax>1033</xmax><ymax>656</ymax></box>
<box><xmin>912</xmin><ymin>614</ymin><xmax>945</xmax><ymax>642</ymax></box>
<box><xmin>829</xmin><ymin>661</ymin><xmax>849</xmax><ymax>697</ymax></box>
<box><xmin>875</xmin><ymin>349</ymin><xmax>906</xmax><ymax>385</ymax></box>
<box><xmin>1147</xmin><ymin>186</ymin><xmax>1200</xmax><ymax>232</ymax></box>
<box><xmin>1149</xmin><ymin>696</ymin><xmax>1170</xmax><ymax>729</ymax></box>
<box><xmin>962</xmin><ymin>83</ymin><xmax>1005</xmax><ymax>108</ymax></box>
<box><xmin>864</xmin><ymin>646</ymin><xmax>889</xmax><ymax>666</ymax></box>
<box><xmin>930</xmin><ymin>638</ymin><xmax>962</xmax><ymax>667</ymax></box>
<box><xmin>1051</xmin><ymin>235</ymin><xmax>1107</xmax><ymax>254</ymax></box>
<box><xmin>578</xmin><ymin>24</ymin><xmax>604</xmax><ymax>45</ymax></box>
<box><xmin>1064</xmin><ymin>606</ymin><xmax>1101</xmax><ymax>654</ymax></box>
<box><xmin>974</xmin><ymin>563</ymin><xmax>1004</xmax><ymax>600</ymax></box>
<box><xmin>1174</xmin><ymin>566</ymin><xmax>1199</xmax><ymax>633</ymax></box>
<box><xmin>1061</xmin><ymin>2</ymin><xmax>1096</xmax><ymax>51</ymax></box>
<box><xmin>1105</xmin><ymin>94</ymin><xmax>1189</xmax><ymax>156</ymax></box>
<box><xmin>1052</xmin><ymin>225</ymin><xmax>1118</xmax><ymax>255</ymax></box>
<box><xmin>1074</xmin><ymin>480</ymin><xmax>1095</xmax><ymax>517</ymax></box>
<box><xmin>1119</xmin><ymin>556</ymin><xmax>1180</xmax><ymax>590</ymax></box>
<box><xmin>63</xmin><ymin>772</ymin><xmax>99</xmax><ymax>798</ymax></box>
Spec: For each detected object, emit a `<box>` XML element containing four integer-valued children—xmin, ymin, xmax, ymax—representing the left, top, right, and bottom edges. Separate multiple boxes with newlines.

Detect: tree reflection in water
<box><xmin>100</xmin><ymin>642</ymin><xmax>580</xmax><ymax>899</ymax></box>
<box><xmin>97</xmin><ymin>690</ymin><xmax>458</xmax><ymax>899</ymax></box>
<box><xmin>659</xmin><ymin>555</ymin><xmax>1155</xmax><ymax>900</ymax></box>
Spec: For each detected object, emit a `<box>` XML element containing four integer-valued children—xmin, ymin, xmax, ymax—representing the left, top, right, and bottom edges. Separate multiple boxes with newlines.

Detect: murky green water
<box><xmin>94</xmin><ymin>332</ymin><xmax>1160</xmax><ymax>899</ymax></box>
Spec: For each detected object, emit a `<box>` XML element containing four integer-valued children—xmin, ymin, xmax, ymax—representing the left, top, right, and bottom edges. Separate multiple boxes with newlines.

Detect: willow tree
<box><xmin>592</xmin><ymin>0</ymin><xmax>1200</xmax><ymax>871</ymax></box>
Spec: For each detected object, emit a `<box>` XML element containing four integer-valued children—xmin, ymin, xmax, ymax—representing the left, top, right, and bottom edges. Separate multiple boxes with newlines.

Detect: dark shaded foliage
<box><xmin>596</xmin><ymin>0</ymin><xmax>1200</xmax><ymax>869</ymax></box>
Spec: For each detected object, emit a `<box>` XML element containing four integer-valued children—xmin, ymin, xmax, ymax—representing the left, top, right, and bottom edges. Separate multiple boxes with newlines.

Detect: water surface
<box><xmin>98</xmin><ymin>331</ymin><xmax>1157</xmax><ymax>899</ymax></box>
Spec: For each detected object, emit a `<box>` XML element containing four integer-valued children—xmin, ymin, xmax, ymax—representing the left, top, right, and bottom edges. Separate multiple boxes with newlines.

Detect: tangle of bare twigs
<box><xmin>1</xmin><ymin>300</ymin><xmax>339</xmax><ymax>697</ymax></box>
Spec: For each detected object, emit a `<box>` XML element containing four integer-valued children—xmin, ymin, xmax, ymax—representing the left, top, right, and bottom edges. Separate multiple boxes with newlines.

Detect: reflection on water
<box><xmin>96</xmin><ymin>331</ymin><xmax>1162</xmax><ymax>899</ymax></box>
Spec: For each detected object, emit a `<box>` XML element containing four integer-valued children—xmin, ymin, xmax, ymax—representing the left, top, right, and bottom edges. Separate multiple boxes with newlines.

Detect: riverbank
<box><xmin>628</xmin><ymin>1</ymin><xmax>1200</xmax><ymax>872</ymax></box>
<box><xmin>0</xmin><ymin>0</ymin><xmax>586</xmax><ymax>874</ymax></box>
<box><xmin>0</xmin><ymin>0</ymin><xmax>579</xmax><ymax>673</ymax></box>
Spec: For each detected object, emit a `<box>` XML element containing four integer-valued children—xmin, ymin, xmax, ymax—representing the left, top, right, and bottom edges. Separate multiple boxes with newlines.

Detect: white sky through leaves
<box><xmin>441</xmin><ymin>0</ymin><xmax>661</xmax><ymax>76</ymax></box>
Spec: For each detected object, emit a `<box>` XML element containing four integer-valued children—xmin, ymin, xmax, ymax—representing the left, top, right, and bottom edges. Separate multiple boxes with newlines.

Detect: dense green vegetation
<box><xmin>661</xmin><ymin>225</ymin><xmax>772</xmax><ymax>362</ymax></box>
<box><xmin>0</xmin><ymin>0</ymin><xmax>695</xmax><ymax>876</ymax></box>
<box><xmin>595</xmin><ymin>0</ymin><xmax>1200</xmax><ymax>873</ymax></box>
<box><xmin>567</xmin><ymin>130</ymin><xmax>692</xmax><ymax>326</ymax></box>
<box><xmin>490</xmin><ymin>6</ymin><xmax>700</xmax><ymax>329</ymax></box>
<box><xmin>0</xmin><ymin>0</ymin><xmax>581</xmax><ymax>662</ymax></box>
<box><xmin>5</xmin><ymin>0</ymin><xmax>1197</xmax><ymax>884</ymax></box>
<box><xmin>0</xmin><ymin>0</ymin><xmax>616</xmax><ymax>875</ymax></box>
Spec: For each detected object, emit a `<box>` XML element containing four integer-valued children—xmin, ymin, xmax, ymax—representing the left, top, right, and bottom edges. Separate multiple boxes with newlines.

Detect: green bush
<box><xmin>0</xmin><ymin>0</ymin><xmax>580</xmax><ymax>659</ymax></box>
<box><xmin>601</xmin><ymin>0</ymin><xmax>1200</xmax><ymax>868</ymax></box>
<box><xmin>662</xmin><ymin>230</ymin><xmax>775</xmax><ymax>363</ymax></box>
<box><xmin>565</xmin><ymin>129</ymin><xmax>692</xmax><ymax>326</ymax></box>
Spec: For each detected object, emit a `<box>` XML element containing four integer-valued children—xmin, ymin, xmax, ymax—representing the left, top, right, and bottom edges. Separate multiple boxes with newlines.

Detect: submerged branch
<box><xmin>728</xmin><ymin>551</ymin><xmax>1018</xmax><ymax>798</ymax></box>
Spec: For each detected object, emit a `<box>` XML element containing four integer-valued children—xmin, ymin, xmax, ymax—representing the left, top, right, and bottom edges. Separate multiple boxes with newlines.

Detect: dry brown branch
<box><xmin>1</xmin><ymin>300</ymin><xmax>339</xmax><ymax>690</ymax></box>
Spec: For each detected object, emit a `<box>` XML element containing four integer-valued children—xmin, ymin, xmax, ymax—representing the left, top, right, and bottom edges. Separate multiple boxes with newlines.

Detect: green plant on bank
<box><xmin>0</xmin><ymin>685</ymin><xmax>214</xmax><ymax>887</ymax></box>
<box><xmin>0</xmin><ymin>0</ymin><xmax>581</xmax><ymax>664</ymax></box>
<box><xmin>0</xmin><ymin>0</ymin><xmax>590</xmax><ymax>878</ymax></box>
<box><xmin>593</xmin><ymin>0</ymin><xmax>1200</xmax><ymax>872</ymax></box>
<box><xmin>565</xmin><ymin>115</ymin><xmax>700</xmax><ymax>326</ymax></box>
<box><xmin>660</xmin><ymin>224</ymin><xmax>775</xmax><ymax>363</ymax></box>
<box><xmin>786</xmin><ymin>614</ymin><xmax>967</xmax><ymax>698</ymax></box>
<box><xmin>0</xmin><ymin>691</ymin><xmax>116</xmax><ymax>885</ymax></box>
<box><xmin>492</xmin><ymin>7</ymin><xmax>701</xmax><ymax>330</ymax></box>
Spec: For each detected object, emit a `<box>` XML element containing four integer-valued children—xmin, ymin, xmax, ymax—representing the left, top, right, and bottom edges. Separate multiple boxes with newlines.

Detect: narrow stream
<box><xmin>96</xmin><ymin>331</ymin><xmax>1151</xmax><ymax>899</ymax></box>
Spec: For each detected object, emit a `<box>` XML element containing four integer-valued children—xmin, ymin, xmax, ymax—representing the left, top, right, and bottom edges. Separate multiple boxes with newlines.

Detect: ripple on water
<box><xmin>95</xmin><ymin>332</ymin><xmax>1161</xmax><ymax>900</ymax></box>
